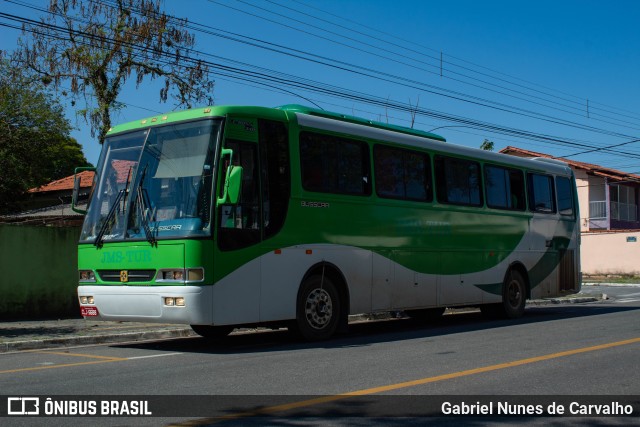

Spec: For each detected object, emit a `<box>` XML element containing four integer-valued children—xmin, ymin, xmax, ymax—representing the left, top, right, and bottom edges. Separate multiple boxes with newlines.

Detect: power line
<box><xmin>288</xmin><ymin>0</ymin><xmax>640</xmax><ymax>124</ymax></box>
<box><xmin>3</xmin><ymin>2</ymin><xmax>640</xmax><ymax>163</ymax></box>
<box><xmin>202</xmin><ymin>0</ymin><xmax>640</xmax><ymax>139</ymax></box>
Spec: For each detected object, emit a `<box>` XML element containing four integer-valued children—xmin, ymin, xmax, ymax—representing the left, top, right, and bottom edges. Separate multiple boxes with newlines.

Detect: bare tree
<box><xmin>12</xmin><ymin>0</ymin><xmax>215</xmax><ymax>144</ymax></box>
<box><xmin>408</xmin><ymin>95</ymin><xmax>420</xmax><ymax>128</ymax></box>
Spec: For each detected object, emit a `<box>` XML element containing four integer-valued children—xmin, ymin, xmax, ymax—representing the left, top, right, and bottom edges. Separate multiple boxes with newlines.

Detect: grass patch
<box><xmin>583</xmin><ymin>274</ymin><xmax>640</xmax><ymax>284</ymax></box>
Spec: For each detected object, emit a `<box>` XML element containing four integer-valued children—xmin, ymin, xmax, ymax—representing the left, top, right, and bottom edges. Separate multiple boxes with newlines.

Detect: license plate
<box><xmin>81</xmin><ymin>306</ymin><xmax>99</xmax><ymax>317</ymax></box>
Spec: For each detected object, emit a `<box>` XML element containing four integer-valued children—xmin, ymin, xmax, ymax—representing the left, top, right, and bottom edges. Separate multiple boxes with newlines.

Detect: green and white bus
<box><xmin>75</xmin><ymin>104</ymin><xmax>580</xmax><ymax>341</ymax></box>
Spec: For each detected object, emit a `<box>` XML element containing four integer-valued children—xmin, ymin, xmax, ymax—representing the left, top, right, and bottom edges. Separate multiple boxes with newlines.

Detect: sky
<box><xmin>1</xmin><ymin>0</ymin><xmax>639</xmax><ymax>173</ymax></box>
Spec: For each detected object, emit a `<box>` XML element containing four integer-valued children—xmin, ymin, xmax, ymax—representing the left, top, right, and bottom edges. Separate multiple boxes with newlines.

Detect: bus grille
<box><xmin>97</xmin><ymin>270</ymin><xmax>157</xmax><ymax>283</ymax></box>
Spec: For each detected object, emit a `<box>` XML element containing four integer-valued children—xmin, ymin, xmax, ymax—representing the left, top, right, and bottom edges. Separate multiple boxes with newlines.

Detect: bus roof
<box><xmin>277</xmin><ymin>104</ymin><xmax>447</xmax><ymax>142</ymax></box>
<box><xmin>105</xmin><ymin>104</ymin><xmax>572</xmax><ymax>176</ymax></box>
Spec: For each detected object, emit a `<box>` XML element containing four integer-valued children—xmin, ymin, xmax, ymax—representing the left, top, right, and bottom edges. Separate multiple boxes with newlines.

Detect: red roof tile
<box><xmin>29</xmin><ymin>170</ymin><xmax>95</xmax><ymax>193</ymax></box>
<box><xmin>500</xmin><ymin>146</ymin><xmax>640</xmax><ymax>183</ymax></box>
<box><xmin>29</xmin><ymin>160</ymin><xmax>138</xmax><ymax>193</ymax></box>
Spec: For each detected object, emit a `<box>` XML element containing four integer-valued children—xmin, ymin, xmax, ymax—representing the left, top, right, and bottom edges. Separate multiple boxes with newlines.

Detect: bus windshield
<box><xmin>80</xmin><ymin>119</ymin><xmax>221</xmax><ymax>244</ymax></box>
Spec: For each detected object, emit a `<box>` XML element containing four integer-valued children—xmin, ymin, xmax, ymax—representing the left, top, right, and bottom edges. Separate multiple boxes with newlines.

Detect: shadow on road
<box><xmin>115</xmin><ymin>302</ymin><xmax>639</xmax><ymax>356</ymax></box>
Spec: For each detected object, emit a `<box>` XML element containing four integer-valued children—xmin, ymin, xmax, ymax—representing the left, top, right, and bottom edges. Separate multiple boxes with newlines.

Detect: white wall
<box><xmin>581</xmin><ymin>231</ymin><xmax>640</xmax><ymax>275</ymax></box>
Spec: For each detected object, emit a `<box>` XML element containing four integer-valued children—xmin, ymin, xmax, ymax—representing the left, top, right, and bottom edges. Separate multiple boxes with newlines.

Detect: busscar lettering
<box><xmin>230</xmin><ymin>118</ymin><xmax>255</xmax><ymax>132</ymax></box>
<box><xmin>156</xmin><ymin>224</ymin><xmax>182</xmax><ymax>231</ymax></box>
<box><xmin>301</xmin><ymin>201</ymin><xmax>330</xmax><ymax>208</ymax></box>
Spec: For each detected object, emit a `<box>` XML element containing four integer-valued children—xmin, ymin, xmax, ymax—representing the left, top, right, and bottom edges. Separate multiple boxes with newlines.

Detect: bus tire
<box><xmin>190</xmin><ymin>325</ymin><xmax>233</xmax><ymax>340</ymax></box>
<box><xmin>481</xmin><ymin>269</ymin><xmax>527</xmax><ymax>319</ymax></box>
<box><xmin>293</xmin><ymin>274</ymin><xmax>341</xmax><ymax>341</ymax></box>
<box><xmin>502</xmin><ymin>269</ymin><xmax>527</xmax><ymax>318</ymax></box>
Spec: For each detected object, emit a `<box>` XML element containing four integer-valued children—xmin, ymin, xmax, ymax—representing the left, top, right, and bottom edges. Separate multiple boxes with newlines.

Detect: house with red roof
<box><xmin>501</xmin><ymin>146</ymin><xmax>640</xmax><ymax>276</ymax></box>
<box><xmin>501</xmin><ymin>146</ymin><xmax>640</xmax><ymax>232</ymax></box>
<box><xmin>0</xmin><ymin>171</ymin><xmax>94</xmax><ymax>225</ymax></box>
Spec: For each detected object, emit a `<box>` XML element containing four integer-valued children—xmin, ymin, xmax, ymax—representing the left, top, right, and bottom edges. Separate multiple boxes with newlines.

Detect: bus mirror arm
<box><xmin>71</xmin><ymin>166</ymin><xmax>96</xmax><ymax>215</ymax></box>
<box><xmin>216</xmin><ymin>149</ymin><xmax>243</xmax><ymax>206</ymax></box>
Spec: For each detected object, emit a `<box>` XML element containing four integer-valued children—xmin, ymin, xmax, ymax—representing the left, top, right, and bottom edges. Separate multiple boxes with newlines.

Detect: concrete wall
<box><xmin>581</xmin><ymin>231</ymin><xmax>640</xmax><ymax>276</ymax></box>
<box><xmin>0</xmin><ymin>224</ymin><xmax>80</xmax><ymax>319</ymax></box>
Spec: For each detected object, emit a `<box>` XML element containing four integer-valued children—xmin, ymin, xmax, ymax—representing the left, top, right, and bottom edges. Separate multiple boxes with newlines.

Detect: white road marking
<box><xmin>614</xmin><ymin>298</ymin><xmax>640</xmax><ymax>304</ymax></box>
<box><xmin>127</xmin><ymin>352</ymin><xmax>182</xmax><ymax>360</ymax></box>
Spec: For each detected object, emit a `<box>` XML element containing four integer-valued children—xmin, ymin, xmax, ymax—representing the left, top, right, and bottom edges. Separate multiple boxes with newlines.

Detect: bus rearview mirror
<box><xmin>71</xmin><ymin>166</ymin><xmax>96</xmax><ymax>215</ymax></box>
<box><xmin>217</xmin><ymin>165</ymin><xmax>243</xmax><ymax>206</ymax></box>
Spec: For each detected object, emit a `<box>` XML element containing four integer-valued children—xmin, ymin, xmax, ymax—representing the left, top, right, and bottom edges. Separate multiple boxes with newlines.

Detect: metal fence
<box><xmin>589</xmin><ymin>200</ymin><xmax>638</xmax><ymax>222</ymax></box>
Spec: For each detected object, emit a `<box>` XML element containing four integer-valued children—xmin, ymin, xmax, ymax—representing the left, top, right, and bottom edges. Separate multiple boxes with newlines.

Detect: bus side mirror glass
<box><xmin>226</xmin><ymin>166</ymin><xmax>243</xmax><ymax>205</ymax></box>
<box><xmin>217</xmin><ymin>165</ymin><xmax>243</xmax><ymax>206</ymax></box>
<box><xmin>72</xmin><ymin>166</ymin><xmax>95</xmax><ymax>214</ymax></box>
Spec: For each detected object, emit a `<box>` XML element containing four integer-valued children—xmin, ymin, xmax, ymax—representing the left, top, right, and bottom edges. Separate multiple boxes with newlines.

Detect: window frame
<box><xmin>434</xmin><ymin>155</ymin><xmax>483</xmax><ymax>207</ymax></box>
<box><xmin>527</xmin><ymin>172</ymin><xmax>557</xmax><ymax>214</ymax></box>
<box><xmin>299</xmin><ymin>131</ymin><xmax>372</xmax><ymax>196</ymax></box>
<box><xmin>373</xmin><ymin>144</ymin><xmax>433</xmax><ymax>203</ymax></box>
<box><xmin>483</xmin><ymin>164</ymin><xmax>526</xmax><ymax>211</ymax></box>
<box><xmin>555</xmin><ymin>176</ymin><xmax>575</xmax><ymax>218</ymax></box>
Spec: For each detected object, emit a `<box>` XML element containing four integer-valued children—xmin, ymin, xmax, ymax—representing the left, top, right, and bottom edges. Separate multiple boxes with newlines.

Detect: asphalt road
<box><xmin>1</xmin><ymin>284</ymin><xmax>639</xmax><ymax>426</ymax></box>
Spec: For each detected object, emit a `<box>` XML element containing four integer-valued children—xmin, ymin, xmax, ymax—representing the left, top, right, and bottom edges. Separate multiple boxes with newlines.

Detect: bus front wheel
<box><xmin>293</xmin><ymin>275</ymin><xmax>341</xmax><ymax>341</ymax></box>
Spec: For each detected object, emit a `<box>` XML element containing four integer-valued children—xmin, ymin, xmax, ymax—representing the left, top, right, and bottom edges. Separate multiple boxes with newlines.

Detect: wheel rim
<box><xmin>304</xmin><ymin>288</ymin><xmax>333</xmax><ymax>330</ymax></box>
<box><xmin>506</xmin><ymin>279</ymin><xmax>523</xmax><ymax>309</ymax></box>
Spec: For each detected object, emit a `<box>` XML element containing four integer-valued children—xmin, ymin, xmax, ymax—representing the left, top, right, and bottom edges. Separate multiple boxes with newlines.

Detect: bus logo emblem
<box><xmin>120</xmin><ymin>270</ymin><xmax>128</xmax><ymax>282</ymax></box>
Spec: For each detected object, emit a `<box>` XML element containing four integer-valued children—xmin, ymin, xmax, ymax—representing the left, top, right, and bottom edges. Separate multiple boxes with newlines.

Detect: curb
<box><xmin>1</xmin><ymin>328</ymin><xmax>195</xmax><ymax>353</ymax></box>
<box><xmin>528</xmin><ymin>296</ymin><xmax>600</xmax><ymax>305</ymax></box>
<box><xmin>582</xmin><ymin>282</ymin><xmax>640</xmax><ymax>287</ymax></box>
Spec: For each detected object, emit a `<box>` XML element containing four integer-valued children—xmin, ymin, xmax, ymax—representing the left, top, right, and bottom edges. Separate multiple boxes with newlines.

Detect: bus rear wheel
<box><xmin>190</xmin><ymin>325</ymin><xmax>233</xmax><ymax>340</ymax></box>
<box><xmin>481</xmin><ymin>270</ymin><xmax>527</xmax><ymax>319</ymax></box>
<box><xmin>293</xmin><ymin>275</ymin><xmax>341</xmax><ymax>341</ymax></box>
<box><xmin>503</xmin><ymin>270</ymin><xmax>527</xmax><ymax>318</ymax></box>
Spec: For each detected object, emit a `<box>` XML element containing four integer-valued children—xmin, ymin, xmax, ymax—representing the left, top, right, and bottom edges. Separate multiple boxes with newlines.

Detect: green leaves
<box><xmin>12</xmin><ymin>0</ymin><xmax>215</xmax><ymax>145</ymax></box>
<box><xmin>0</xmin><ymin>61</ymin><xmax>90</xmax><ymax>214</ymax></box>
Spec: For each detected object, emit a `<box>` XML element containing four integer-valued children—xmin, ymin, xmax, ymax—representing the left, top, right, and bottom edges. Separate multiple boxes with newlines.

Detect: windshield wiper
<box><xmin>134</xmin><ymin>165</ymin><xmax>157</xmax><ymax>247</ymax></box>
<box><xmin>94</xmin><ymin>167</ymin><xmax>133</xmax><ymax>248</ymax></box>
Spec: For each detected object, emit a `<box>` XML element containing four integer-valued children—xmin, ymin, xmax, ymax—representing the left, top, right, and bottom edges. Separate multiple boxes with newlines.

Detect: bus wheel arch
<box><xmin>293</xmin><ymin>262</ymin><xmax>349</xmax><ymax>341</ymax></box>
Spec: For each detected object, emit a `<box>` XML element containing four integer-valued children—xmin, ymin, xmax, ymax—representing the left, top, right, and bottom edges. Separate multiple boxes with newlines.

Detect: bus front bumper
<box><xmin>77</xmin><ymin>285</ymin><xmax>213</xmax><ymax>325</ymax></box>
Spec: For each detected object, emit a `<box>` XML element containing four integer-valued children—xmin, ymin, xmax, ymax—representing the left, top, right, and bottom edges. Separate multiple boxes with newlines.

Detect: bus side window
<box><xmin>218</xmin><ymin>140</ymin><xmax>260</xmax><ymax>250</ymax></box>
<box><xmin>435</xmin><ymin>155</ymin><xmax>483</xmax><ymax>207</ymax></box>
<box><xmin>259</xmin><ymin>119</ymin><xmax>290</xmax><ymax>239</ymax></box>
<box><xmin>484</xmin><ymin>164</ymin><xmax>525</xmax><ymax>211</ymax></box>
<box><xmin>528</xmin><ymin>173</ymin><xmax>556</xmax><ymax>214</ymax></box>
<box><xmin>556</xmin><ymin>176</ymin><xmax>575</xmax><ymax>217</ymax></box>
<box><xmin>374</xmin><ymin>144</ymin><xmax>432</xmax><ymax>202</ymax></box>
<box><xmin>300</xmin><ymin>131</ymin><xmax>371</xmax><ymax>196</ymax></box>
